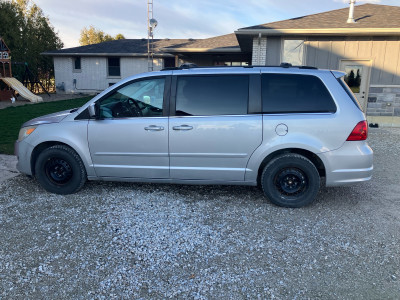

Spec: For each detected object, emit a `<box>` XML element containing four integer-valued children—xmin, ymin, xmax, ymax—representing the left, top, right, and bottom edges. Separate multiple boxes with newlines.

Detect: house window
<box><xmin>282</xmin><ymin>39</ymin><xmax>304</xmax><ymax>66</ymax></box>
<box><xmin>108</xmin><ymin>57</ymin><xmax>120</xmax><ymax>77</ymax></box>
<box><xmin>214</xmin><ymin>61</ymin><xmax>249</xmax><ymax>66</ymax></box>
<box><xmin>73</xmin><ymin>57</ymin><xmax>81</xmax><ymax>70</ymax></box>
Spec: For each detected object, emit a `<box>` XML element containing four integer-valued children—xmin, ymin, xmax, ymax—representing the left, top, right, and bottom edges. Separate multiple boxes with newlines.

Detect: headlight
<box><xmin>18</xmin><ymin>126</ymin><xmax>37</xmax><ymax>141</ymax></box>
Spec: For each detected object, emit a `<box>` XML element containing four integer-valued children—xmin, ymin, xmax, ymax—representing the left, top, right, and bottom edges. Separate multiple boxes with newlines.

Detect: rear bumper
<box><xmin>320</xmin><ymin>141</ymin><xmax>373</xmax><ymax>187</ymax></box>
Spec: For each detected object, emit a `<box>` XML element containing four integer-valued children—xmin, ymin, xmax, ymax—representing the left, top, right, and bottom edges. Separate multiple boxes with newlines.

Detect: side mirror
<box><xmin>88</xmin><ymin>103</ymin><xmax>96</xmax><ymax>118</ymax></box>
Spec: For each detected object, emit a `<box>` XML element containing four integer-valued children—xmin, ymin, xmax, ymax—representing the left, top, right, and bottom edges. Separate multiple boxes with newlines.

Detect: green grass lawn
<box><xmin>0</xmin><ymin>96</ymin><xmax>92</xmax><ymax>155</ymax></box>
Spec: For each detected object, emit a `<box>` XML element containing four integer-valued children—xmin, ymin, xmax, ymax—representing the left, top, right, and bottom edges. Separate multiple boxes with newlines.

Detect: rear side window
<box><xmin>262</xmin><ymin>73</ymin><xmax>336</xmax><ymax>113</ymax></box>
<box><xmin>175</xmin><ymin>75</ymin><xmax>248</xmax><ymax>116</ymax></box>
<box><xmin>338</xmin><ymin>77</ymin><xmax>362</xmax><ymax>110</ymax></box>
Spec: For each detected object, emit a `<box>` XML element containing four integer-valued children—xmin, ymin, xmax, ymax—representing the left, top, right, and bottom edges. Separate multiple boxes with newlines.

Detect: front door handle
<box><xmin>172</xmin><ymin>125</ymin><xmax>193</xmax><ymax>131</ymax></box>
<box><xmin>144</xmin><ymin>125</ymin><xmax>164</xmax><ymax>131</ymax></box>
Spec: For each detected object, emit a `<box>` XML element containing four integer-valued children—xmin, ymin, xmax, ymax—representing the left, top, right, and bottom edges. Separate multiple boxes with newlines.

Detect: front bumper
<box><xmin>320</xmin><ymin>141</ymin><xmax>373</xmax><ymax>187</ymax></box>
<box><xmin>14</xmin><ymin>140</ymin><xmax>34</xmax><ymax>176</ymax></box>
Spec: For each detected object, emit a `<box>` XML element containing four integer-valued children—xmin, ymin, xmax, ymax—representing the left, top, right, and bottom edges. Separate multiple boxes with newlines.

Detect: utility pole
<box><xmin>147</xmin><ymin>0</ymin><xmax>157</xmax><ymax>71</ymax></box>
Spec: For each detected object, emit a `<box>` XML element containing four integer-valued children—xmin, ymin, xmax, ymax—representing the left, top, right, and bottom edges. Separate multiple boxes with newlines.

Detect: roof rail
<box><xmin>180</xmin><ymin>63</ymin><xmax>198</xmax><ymax>69</ymax></box>
<box><xmin>298</xmin><ymin>66</ymin><xmax>318</xmax><ymax>69</ymax></box>
<box><xmin>160</xmin><ymin>64</ymin><xmax>318</xmax><ymax>71</ymax></box>
<box><xmin>160</xmin><ymin>63</ymin><xmax>198</xmax><ymax>71</ymax></box>
<box><xmin>247</xmin><ymin>64</ymin><xmax>318</xmax><ymax>70</ymax></box>
<box><xmin>280</xmin><ymin>62</ymin><xmax>292</xmax><ymax>68</ymax></box>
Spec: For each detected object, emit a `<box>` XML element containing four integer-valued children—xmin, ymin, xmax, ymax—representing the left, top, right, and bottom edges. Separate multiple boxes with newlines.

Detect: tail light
<box><xmin>347</xmin><ymin>120</ymin><xmax>368</xmax><ymax>141</ymax></box>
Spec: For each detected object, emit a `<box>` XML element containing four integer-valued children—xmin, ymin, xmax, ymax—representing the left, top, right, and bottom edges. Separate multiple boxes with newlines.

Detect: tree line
<box><xmin>79</xmin><ymin>25</ymin><xmax>125</xmax><ymax>46</ymax></box>
<box><xmin>0</xmin><ymin>0</ymin><xmax>63</xmax><ymax>92</ymax></box>
<box><xmin>0</xmin><ymin>0</ymin><xmax>126</xmax><ymax>92</ymax></box>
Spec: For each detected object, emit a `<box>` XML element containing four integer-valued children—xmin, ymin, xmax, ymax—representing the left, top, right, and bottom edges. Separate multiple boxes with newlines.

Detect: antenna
<box><xmin>147</xmin><ymin>0</ymin><xmax>158</xmax><ymax>71</ymax></box>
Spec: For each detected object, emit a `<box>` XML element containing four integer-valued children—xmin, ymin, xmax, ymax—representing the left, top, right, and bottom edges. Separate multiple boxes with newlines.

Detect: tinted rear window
<box><xmin>262</xmin><ymin>73</ymin><xmax>336</xmax><ymax>113</ymax></box>
<box><xmin>176</xmin><ymin>75</ymin><xmax>248</xmax><ymax>116</ymax></box>
<box><xmin>338</xmin><ymin>77</ymin><xmax>362</xmax><ymax>111</ymax></box>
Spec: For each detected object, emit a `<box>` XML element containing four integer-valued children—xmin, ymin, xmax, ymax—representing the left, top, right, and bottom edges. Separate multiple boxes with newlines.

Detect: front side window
<box><xmin>262</xmin><ymin>73</ymin><xmax>336</xmax><ymax>114</ymax></box>
<box><xmin>98</xmin><ymin>77</ymin><xmax>165</xmax><ymax>118</ymax></box>
<box><xmin>175</xmin><ymin>75</ymin><xmax>249</xmax><ymax>116</ymax></box>
<box><xmin>282</xmin><ymin>40</ymin><xmax>304</xmax><ymax>65</ymax></box>
<box><xmin>108</xmin><ymin>57</ymin><xmax>120</xmax><ymax>77</ymax></box>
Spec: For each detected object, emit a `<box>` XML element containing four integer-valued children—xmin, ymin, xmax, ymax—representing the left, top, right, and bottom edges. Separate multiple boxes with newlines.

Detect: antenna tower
<box><xmin>147</xmin><ymin>0</ymin><xmax>155</xmax><ymax>71</ymax></box>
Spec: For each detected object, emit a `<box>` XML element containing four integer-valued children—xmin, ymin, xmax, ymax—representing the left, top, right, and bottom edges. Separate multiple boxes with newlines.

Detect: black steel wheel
<box><xmin>45</xmin><ymin>157</ymin><xmax>73</xmax><ymax>185</ymax></box>
<box><xmin>261</xmin><ymin>153</ymin><xmax>320</xmax><ymax>208</ymax></box>
<box><xmin>35</xmin><ymin>145</ymin><xmax>87</xmax><ymax>194</ymax></box>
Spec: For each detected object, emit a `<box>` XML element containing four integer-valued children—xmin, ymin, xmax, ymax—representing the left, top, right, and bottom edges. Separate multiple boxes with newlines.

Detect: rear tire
<box><xmin>35</xmin><ymin>145</ymin><xmax>86</xmax><ymax>194</ymax></box>
<box><xmin>261</xmin><ymin>153</ymin><xmax>320</xmax><ymax>208</ymax></box>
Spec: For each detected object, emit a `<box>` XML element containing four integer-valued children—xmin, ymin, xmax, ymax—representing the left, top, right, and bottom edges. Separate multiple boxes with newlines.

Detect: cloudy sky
<box><xmin>32</xmin><ymin>0</ymin><xmax>400</xmax><ymax>48</ymax></box>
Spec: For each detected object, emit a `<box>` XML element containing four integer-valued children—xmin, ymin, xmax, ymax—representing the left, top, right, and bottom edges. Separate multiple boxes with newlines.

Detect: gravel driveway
<box><xmin>1</xmin><ymin>128</ymin><xmax>400</xmax><ymax>299</ymax></box>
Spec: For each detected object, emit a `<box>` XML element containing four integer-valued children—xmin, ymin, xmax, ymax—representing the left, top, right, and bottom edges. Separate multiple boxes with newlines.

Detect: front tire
<box><xmin>35</xmin><ymin>145</ymin><xmax>87</xmax><ymax>194</ymax></box>
<box><xmin>261</xmin><ymin>153</ymin><xmax>320</xmax><ymax>208</ymax></box>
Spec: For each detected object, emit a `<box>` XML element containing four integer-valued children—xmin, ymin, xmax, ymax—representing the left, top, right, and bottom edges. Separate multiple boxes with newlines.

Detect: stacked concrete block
<box><xmin>252</xmin><ymin>37</ymin><xmax>267</xmax><ymax>66</ymax></box>
<box><xmin>367</xmin><ymin>87</ymin><xmax>400</xmax><ymax>117</ymax></box>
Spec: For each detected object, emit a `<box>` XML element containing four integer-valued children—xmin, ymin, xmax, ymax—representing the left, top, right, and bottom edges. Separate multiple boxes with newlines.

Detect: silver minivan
<box><xmin>15</xmin><ymin>65</ymin><xmax>373</xmax><ymax>207</ymax></box>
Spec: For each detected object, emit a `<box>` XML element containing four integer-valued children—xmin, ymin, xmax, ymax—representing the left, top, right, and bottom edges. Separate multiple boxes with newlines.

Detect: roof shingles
<box><xmin>163</xmin><ymin>33</ymin><xmax>239</xmax><ymax>49</ymax></box>
<box><xmin>43</xmin><ymin>38</ymin><xmax>196</xmax><ymax>55</ymax></box>
<box><xmin>43</xmin><ymin>34</ymin><xmax>240</xmax><ymax>55</ymax></box>
<box><xmin>240</xmin><ymin>4</ymin><xmax>400</xmax><ymax>30</ymax></box>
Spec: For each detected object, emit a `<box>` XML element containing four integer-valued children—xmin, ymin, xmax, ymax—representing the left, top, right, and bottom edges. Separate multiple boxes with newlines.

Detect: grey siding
<box><xmin>304</xmin><ymin>37</ymin><xmax>400</xmax><ymax>85</ymax></box>
<box><xmin>265</xmin><ymin>37</ymin><xmax>281</xmax><ymax>65</ymax></box>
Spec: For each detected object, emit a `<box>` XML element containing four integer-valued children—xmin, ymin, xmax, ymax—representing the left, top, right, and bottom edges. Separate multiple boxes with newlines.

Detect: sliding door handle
<box><xmin>144</xmin><ymin>125</ymin><xmax>164</xmax><ymax>131</ymax></box>
<box><xmin>172</xmin><ymin>125</ymin><xmax>193</xmax><ymax>131</ymax></box>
